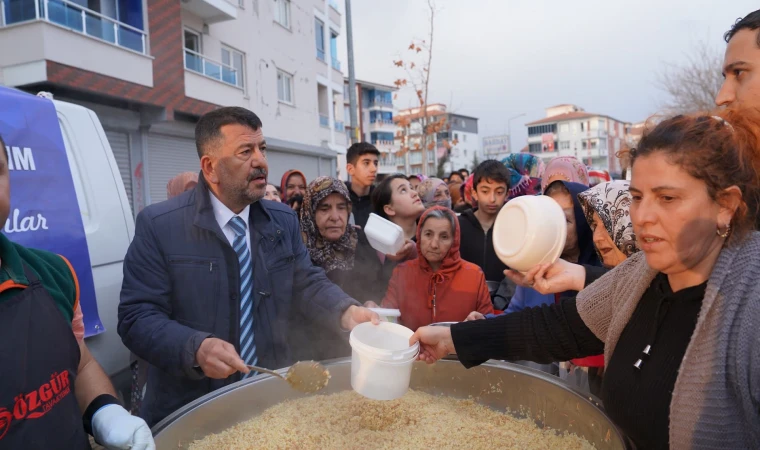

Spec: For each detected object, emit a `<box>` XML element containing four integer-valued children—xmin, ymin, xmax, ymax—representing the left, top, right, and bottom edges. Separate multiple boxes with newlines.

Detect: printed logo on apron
<box><xmin>0</xmin><ymin>370</ymin><xmax>73</xmax><ymax>440</ymax></box>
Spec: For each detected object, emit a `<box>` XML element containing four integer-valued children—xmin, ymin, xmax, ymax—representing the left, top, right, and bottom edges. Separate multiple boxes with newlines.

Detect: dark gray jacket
<box><xmin>118</xmin><ymin>175</ymin><xmax>357</xmax><ymax>426</ymax></box>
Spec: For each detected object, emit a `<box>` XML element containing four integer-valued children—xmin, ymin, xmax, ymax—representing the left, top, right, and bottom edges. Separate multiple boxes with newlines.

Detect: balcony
<box><xmin>369</xmin><ymin>98</ymin><xmax>393</xmax><ymax>109</ymax></box>
<box><xmin>184</xmin><ymin>49</ymin><xmax>243</xmax><ymax>88</ymax></box>
<box><xmin>319</xmin><ymin>114</ymin><xmax>329</xmax><ymax>128</ymax></box>
<box><xmin>369</xmin><ymin>118</ymin><xmax>395</xmax><ymax>132</ymax></box>
<box><xmin>180</xmin><ymin>0</ymin><xmax>237</xmax><ymax>24</ymax></box>
<box><xmin>0</xmin><ymin>0</ymin><xmax>147</xmax><ymax>54</ymax></box>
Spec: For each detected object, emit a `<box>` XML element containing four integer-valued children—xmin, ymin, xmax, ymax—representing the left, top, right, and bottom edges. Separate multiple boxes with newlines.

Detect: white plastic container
<box><xmin>364</xmin><ymin>213</ymin><xmax>405</xmax><ymax>255</ymax></box>
<box><xmin>492</xmin><ymin>195</ymin><xmax>567</xmax><ymax>272</ymax></box>
<box><xmin>349</xmin><ymin>322</ymin><xmax>419</xmax><ymax>400</ymax></box>
<box><xmin>368</xmin><ymin>308</ymin><xmax>402</xmax><ymax>323</ymax></box>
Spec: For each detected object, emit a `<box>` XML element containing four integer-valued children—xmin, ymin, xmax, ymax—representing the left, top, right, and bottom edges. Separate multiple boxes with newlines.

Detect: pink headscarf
<box><xmin>167</xmin><ymin>172</ymin><xmax>199</xmax><ymax>199</ymax></box>
<box><xmin>541</xmin><ymin>156</ymin><xmax>589</xmax><ymax>192</ymax></box>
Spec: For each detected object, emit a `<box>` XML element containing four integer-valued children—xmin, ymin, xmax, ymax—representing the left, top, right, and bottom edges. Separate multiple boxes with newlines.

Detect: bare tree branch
<box><xmin>656</xmin><ymin>40</ymin><xmax>724</xmax><ymax>115</ymax></box>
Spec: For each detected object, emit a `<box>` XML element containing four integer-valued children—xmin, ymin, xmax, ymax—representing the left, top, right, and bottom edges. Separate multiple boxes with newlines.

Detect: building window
<box><xmin>221</xmin><ymin>46</ymin><xmax>245</xmax><ymax>88</ymax></box>
<box><xmin>560</xmin><ymin>141</ymin><xmax>570</xmax><ymax>150</ymax></box>
<box><xmin>315</xmin><ymin>19</ymin><xmax>325</xmax><ymax>61</ymax></box>
<box><xmin>454</xmin><ymin>133</ymin><xmax>459</xmax><ymax>141</ymax></box>
<box><xmin>277</xmin><ymin>70</ymin><xmax>293</xmax><ymax>104</ymax></box>
<box><xmin>274</xmin><ymin>0</ymin><xmax>290</xmax><ymax>29</ymax></box>
<box><xmin>528</xmin><ymin>143</ymin><xmax>542</xmax><ymax>154</ymax></box>
<box><xmin>527</xmin><ymin>124</ymin><xmax>558</xmax><ymax>136</ymax></box>
<box><xmin>330</xmin><ymin>31</ymin><xmax>340</xmax><ymax>70</ymax></box>
<box><xmin>463</xmin><ymin>134</ymin><xmax>467</xmax><ymax>142</ymax></box>
<box><xmin>560</xmin><ymin>123</ymin><xmax>569</xmax><ymax>133</ymax></box>
<box><xmin>184</xmin><ymin>29</ymin><xmax>202</xmax><ymax>73</ymax></box>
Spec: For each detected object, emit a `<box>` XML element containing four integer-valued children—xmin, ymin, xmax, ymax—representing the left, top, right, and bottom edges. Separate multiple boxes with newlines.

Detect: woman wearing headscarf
<box><xmin>416</xmin><ymin>177</ymin><xmax>452</xmax><ymax>209</ymax></box>
<box><xmin>501</xmin><ymin>153</ymin><xmax>545</xmax><ymax>199</ymax></box>
<box><xmin>541</xmin><ymin>156</ymin><xmax>590</xmax><ymax>192</ymax></box>
<box><xmin>280</xmin><ymin>169</ymin><xmax>307</xmax><ymax>202</ymax></box>
<box><xmin>290</xmin><ymin>177</ymin><xmax>382</xmax><ymax>361</ymax></box>
<box><xmin>381</xmin><ymin>207</ymin><xmax>493</xmax><ymax>331</ymax></box>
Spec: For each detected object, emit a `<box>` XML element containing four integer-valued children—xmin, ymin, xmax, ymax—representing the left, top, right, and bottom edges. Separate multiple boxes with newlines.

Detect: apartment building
<box><xmin>342</xmin><ymin>78</ymin><xmax>398</xmax><ymax>177</ymax></box>
<box><xmin>524</xmin><ymin>104</ymin><xmax>629</xmax><ymax>175</ymax></box>
<box><xmin>0</xmin><ymin>0</ymin><xmax>346</xmax><ymax>212</ymax></box>
<box><xmin>394</xmin><ymin>104</ymin><xmax>480</xmax><ymax>176</ymax></box>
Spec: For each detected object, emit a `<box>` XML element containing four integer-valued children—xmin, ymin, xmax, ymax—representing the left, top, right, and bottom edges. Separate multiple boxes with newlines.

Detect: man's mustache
<box><xmin>247</xmin><ymin>168</ymin><xmax>268</xmax><ymax>182</ymax></box>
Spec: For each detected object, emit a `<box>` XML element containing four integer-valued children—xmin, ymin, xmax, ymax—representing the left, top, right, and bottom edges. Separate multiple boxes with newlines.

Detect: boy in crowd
<box><xmin>459</xmin><ymin>168</ymin><xmax>470</xmax><ymax>180</ymax></box>
<box><xmin>345</xmin><ymin>142</ymin><xmax>379</xmax><ymax>229</ymax></box>
<box><xmin>458</xmin><ymin>160</ymin><xmax>509</xmax><ymax>283</ymax></box>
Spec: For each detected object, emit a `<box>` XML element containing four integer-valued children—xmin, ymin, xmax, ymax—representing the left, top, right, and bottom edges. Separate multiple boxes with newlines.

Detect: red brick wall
<box><xmin>46</xmin><ymin>0</ymin><xmax>216</xmax><ymax>119</ymax></box>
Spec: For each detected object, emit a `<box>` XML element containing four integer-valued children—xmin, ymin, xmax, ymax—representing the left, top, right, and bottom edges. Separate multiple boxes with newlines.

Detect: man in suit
<box><xmin>118</xmin><ymin>107</ymin><xmax>378</xmax><ymax>427</ymax></box>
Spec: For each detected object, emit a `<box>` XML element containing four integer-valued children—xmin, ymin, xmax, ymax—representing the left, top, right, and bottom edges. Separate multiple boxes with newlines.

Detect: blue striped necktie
<box><xmin>229</xmin><ymin>216</ymin><xmax>257</xmax><ymax>377</ymax></box>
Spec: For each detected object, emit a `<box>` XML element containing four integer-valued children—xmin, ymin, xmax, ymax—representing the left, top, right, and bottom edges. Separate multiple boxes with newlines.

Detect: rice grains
<box><xmin>188</xmin><ymin>390</ymin><xmax>596</xmax><ymax>450</ymax></box>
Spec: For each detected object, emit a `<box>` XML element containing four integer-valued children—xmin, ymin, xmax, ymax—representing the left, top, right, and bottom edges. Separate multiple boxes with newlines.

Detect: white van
<box><xmin>56</xmin><ymin>97</ymin><xmax>135</xmax><ymax>393</ymax></box>
<box><xmin>5</xmin><ymin>90</ymin><xmax>134</xmax><ymax>395</ymax></box>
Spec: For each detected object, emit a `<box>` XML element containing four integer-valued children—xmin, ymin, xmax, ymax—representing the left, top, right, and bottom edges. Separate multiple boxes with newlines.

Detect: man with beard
<box><xmin>118</xmin><ymin>107</ymin><xmax>378</xmax><ymax>427</ymax></box>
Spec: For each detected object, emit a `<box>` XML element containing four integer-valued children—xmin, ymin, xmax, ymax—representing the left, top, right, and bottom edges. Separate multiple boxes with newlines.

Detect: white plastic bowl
<box><xmin>364</xmin><ymin>213</ymin><xmax>405</xmax><ymax>255</ymax></box>
<box><xmin>492</xmin><ymin>195</ymin><xmax>567</xmax><ymax>272</ymax></box>
<box><xmin>349</xmin><ymin>322</ymin><xmax>419</xmax><ymax>400</ymax></box>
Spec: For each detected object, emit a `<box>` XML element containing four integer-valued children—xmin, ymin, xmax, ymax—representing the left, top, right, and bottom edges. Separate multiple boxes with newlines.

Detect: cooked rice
<box><xmin>188</xmin><ymin>390</ymin><xmax>596</xmax><ymax>449</ymax></box>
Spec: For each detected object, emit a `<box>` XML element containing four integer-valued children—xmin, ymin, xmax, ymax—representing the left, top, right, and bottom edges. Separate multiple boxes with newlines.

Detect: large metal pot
<box><xmin>152</xmin><ymin>359</ymin><xmax>627</xmax><ymax>449</ymax></box>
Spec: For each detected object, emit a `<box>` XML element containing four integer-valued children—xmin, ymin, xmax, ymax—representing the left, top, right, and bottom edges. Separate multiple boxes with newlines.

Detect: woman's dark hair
<box><xmin>371</xmin><ymin>173</ymin><xmax>408</xmax><ymax>220</ymax></box>
<box><xmin>631</xmin><ymin>108</ymin><xmax>760</xmax><ymax>241</ymax></box>
<box><xmin>724</xmin><ymin>9</ymin><xmax>760</xmax><ymax>45</ymax></box>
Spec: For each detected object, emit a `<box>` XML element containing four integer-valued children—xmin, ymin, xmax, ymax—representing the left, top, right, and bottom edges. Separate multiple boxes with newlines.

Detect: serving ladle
<box><xmin>245</xmin><ymin>361</ymin><xmax>331</xmax><ymax>393</ymax></box>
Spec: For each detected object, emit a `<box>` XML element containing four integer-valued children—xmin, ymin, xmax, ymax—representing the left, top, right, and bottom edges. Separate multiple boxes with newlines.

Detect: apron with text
<box><xmin>0</xmin><ymin>262</ymin><xmax>90</xmax><ymax>449</ymax></box>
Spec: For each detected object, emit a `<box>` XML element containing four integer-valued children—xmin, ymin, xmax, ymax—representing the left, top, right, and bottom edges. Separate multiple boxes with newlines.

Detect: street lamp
<box><xmin>508</xmin><ymin>113</ymin><xmax>526</xmax><ymax>154</ymax></box>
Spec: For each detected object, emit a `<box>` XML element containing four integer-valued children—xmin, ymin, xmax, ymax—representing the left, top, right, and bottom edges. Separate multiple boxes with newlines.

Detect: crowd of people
<box><xmin>1</xmin><ymin>7</ymin><xmax>759</xmax><ymax>450</ymax></box>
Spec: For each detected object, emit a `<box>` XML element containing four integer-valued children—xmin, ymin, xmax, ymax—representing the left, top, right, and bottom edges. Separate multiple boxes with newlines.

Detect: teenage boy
<box><xmin>458</xmin><ymin>160</ymin><xmax>510</xmax><ymax>282</ymax></box>
<box><xmin>345</xmin><ymin>142</ymin><xmax>379</xmax><ymax>229</ymax></box>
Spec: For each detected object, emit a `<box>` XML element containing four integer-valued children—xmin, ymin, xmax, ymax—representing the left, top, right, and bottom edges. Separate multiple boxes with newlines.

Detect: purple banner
<box><xmin>0</xmin><ymin>86</ymin><xmax>102</xmax><ymax>336</ymax></box>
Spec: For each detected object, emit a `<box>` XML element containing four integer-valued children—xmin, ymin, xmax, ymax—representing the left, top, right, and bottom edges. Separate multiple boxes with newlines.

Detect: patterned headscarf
<box><xmin>166</xmin><ymin>172</ymin><xmax>198</xmax><ymax>199</ymax></box>
<box><xmin>578</xmin><ymin>180</ymin><xmax>639</xmax><ymax>258</ymax></box>
<box><xmin>299</xmin><ymin>177</ymin><xmax>358</xmax><ymax>272</ymax></box>
<box><xmin>501</xmin><ymin>154</ymin><xmax>545</xmax><ymax>199</ymax></box>
<box><xmin>416</xmin><ymin>177</ymin><xmax>451</xmax><ymax>209</ymax></box>
<box><xmin>541</xmin><ymin>156</ymin><xmax>589</xmax><ymax>192</ymax></box>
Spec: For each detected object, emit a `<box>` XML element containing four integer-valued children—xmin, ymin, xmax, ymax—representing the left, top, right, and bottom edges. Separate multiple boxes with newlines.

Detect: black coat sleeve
<box><xmin>450</xmin><ymin>299</ymin><xmax>605</xmax><ymax>368</ymax></box>
<box><xmin>583</xmin><ymin>264</ymin><xmax>609</xmax><ymax>287</ymax></box>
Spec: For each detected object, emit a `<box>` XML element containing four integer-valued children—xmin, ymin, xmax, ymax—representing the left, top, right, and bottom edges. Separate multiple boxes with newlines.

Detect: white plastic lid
<box><xmin>368</xmin><ymin>308</ymin><xmax>402</xmax><ymax>317</ymax></box>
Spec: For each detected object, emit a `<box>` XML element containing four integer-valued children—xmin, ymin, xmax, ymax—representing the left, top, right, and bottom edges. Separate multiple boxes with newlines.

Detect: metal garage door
<box><xmin>147</xmin><ymin>134</ymin><xmax>200</xmax><ymax>204</ymax></box>
<box><xmin>105</xmin><ymin>130</ymin><xmax>133</xmax><ymax>212</ymax></box>
<box><xmin>266</xmin><ymin>151</ymin><xmax>336</xmax><ymax>186</ymax></box>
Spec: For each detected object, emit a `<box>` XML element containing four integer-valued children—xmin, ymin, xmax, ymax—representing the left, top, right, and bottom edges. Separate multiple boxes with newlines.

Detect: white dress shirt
<box><xmin>209</xmin><ymin>192</ymin><xmax>252</xmax><ymax>255</ymax></box>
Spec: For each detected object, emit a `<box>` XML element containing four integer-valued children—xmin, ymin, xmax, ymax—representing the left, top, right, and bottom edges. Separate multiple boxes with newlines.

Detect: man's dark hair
<box><xmin>371</xmin><ymin>173</ymin><xmax>407</xmax><ymax>220</ymax></box>
<box><xmin>724</xmin><ymin>9</ymin><xmax>760</xmax><ymax>45</ymax></box>
<box><xmin>195</xmin><ymin>107</ymin><xmax>263</xmax><ymax>158</ymax></box>
<box><xmin>346</xmin><ymin>142</ymin><xmax>380</xmax><ymax>165</ymax></box>
<box><xmin>458</xmin><ymin>168</ymin><xmax>469</xmax><ymax>176</ymax></box>
<box><xmin>472</xmin><ymin>160</ymin><xmax>510</xmax><ymax>190</ymax></box>
<box><xmin>448</xmin><ymin>172</ymin><xmax>464</xmax><ymax>182</ymax></box>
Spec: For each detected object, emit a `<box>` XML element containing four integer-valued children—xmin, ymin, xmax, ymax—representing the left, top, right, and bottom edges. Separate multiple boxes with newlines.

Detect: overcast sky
<box><xmin>337</xmin><ymin>0</ymin><xmax>757</xmax><ymax>151</ymax></box>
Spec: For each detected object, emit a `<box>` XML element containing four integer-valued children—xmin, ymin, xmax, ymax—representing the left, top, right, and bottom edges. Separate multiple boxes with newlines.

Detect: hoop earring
<box><xmin>717</xmin><ymin>224</ymin><xmax>731</xmax><ymax>239</ymax></box>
